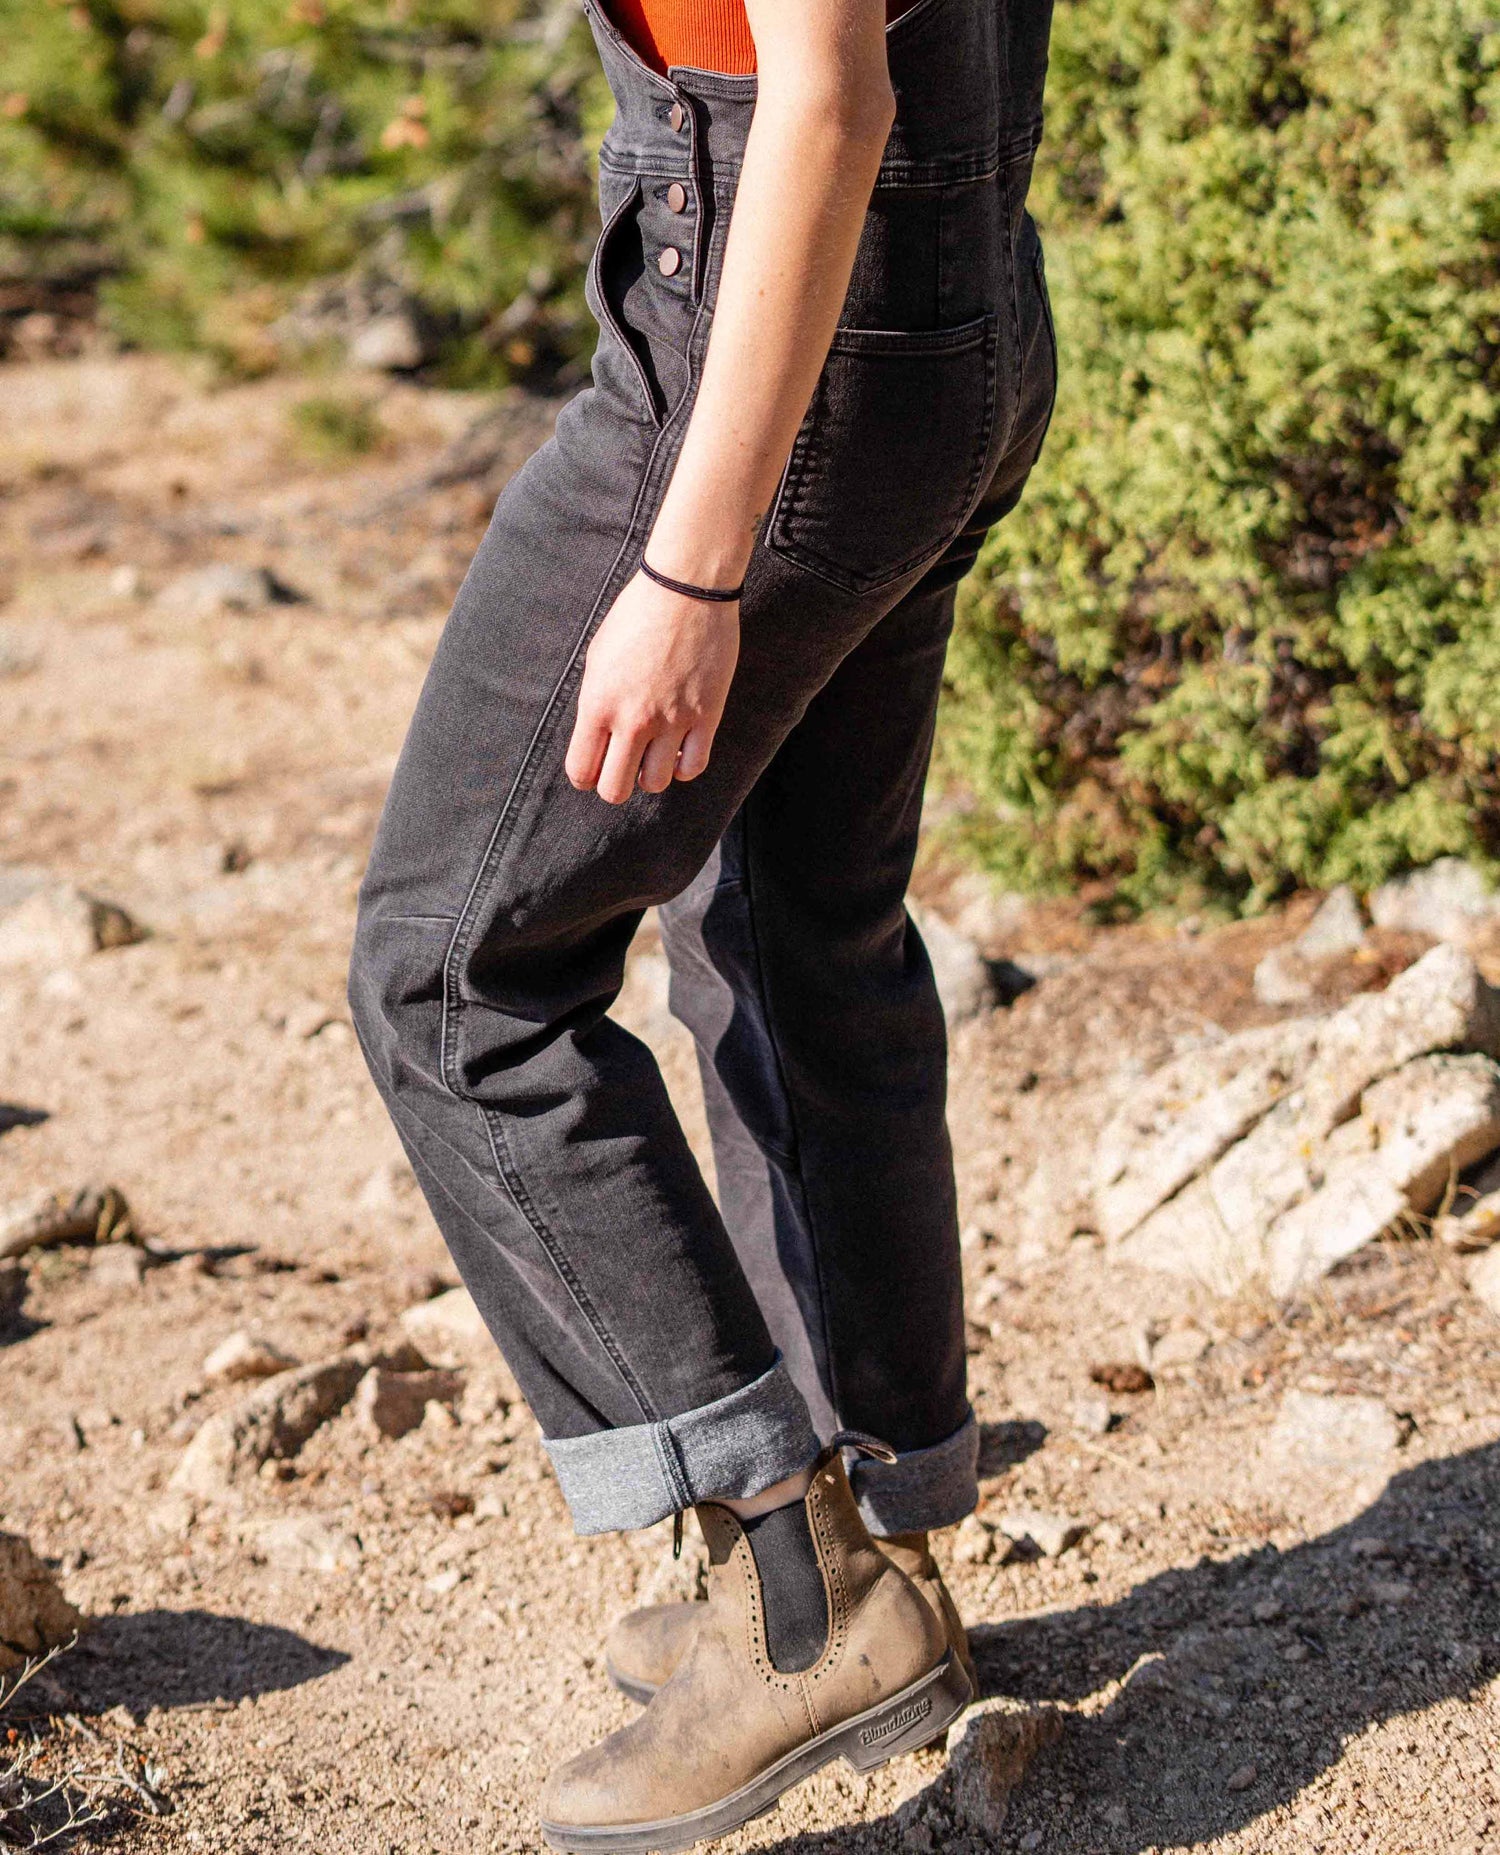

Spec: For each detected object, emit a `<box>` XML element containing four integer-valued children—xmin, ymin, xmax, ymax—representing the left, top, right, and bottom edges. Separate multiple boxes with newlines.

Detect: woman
<box><xmin>348</xmin><ymin>0</ymin><xmax>1056</xmax><ymax>1845</ymax></box>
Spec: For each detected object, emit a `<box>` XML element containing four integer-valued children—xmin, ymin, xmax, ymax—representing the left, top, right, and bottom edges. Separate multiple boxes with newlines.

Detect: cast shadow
<box><xmin>48</xmin><ymin>1609</ymin><xmax>349</xmax><ymax>1716</ymax></box>
<box><xmin>752</xmin><ymin>1441</ymin><xmax>1500</xmax><ymax>1852</ymax></box>
<box><xmin>977</xmin><ymin>1418</ymin><xmax>1047</xmax><ymax>1480</ymax></box>
<box><xmin>0</xmin><ymin>1103</ymin><xmax>49</xmax><ymax>1136</ymax></box>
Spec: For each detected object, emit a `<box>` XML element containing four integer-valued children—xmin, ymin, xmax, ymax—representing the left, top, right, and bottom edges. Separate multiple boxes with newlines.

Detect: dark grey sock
<box><xmin>742</xmin><ymin>1499</ymin><xmax>830</xmax><ymax>1674</ymax></box>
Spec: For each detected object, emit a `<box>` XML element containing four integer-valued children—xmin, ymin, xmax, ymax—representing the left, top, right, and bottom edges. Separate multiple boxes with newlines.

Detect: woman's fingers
<box><xmin>565</xmin><ymin>708</ymin><xmax>611</xmax><ymax>792</ymax></box>
<box><xmin>596</xmin><ymin>726</ymin><xmax>650</xmax><ymax>805</ymax></box>
<box><xmin>675</xmin><ymin>724</ymin><xmax>713</xmax><ymax>782</ymax></box>
<box><xmin>637</xmin><ymin>732</ymin><xmax>684</xmax><ymax>794</ymax></box>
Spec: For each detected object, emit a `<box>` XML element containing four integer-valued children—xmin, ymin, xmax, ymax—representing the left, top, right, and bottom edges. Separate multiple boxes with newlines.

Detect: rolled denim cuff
<box><xmin>848</xmin><ymin>1410</ymin><xmax>979</xmax><ymax>1536</ymax></box>
<box><xmin>543</xmin><ymin>1355</ymin><xmax>821</xmax><ymax>1536</ymax></box>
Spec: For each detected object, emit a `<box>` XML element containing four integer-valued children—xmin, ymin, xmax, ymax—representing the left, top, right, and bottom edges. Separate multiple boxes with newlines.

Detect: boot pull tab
<box><xmin>672</xmin><ymin>1510</ymin><xmax>684</xmax><ymax>1559</ymax></box>
<box><xmin>822</xmin><ymin>1429</ymin><xmax>898</xmax><ymax>1468</ymax></box>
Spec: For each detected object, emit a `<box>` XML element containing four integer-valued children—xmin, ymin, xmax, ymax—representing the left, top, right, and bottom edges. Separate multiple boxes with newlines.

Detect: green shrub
<box><xmin>0</xmin><ymin>0</ymin><xmax>610</xmax><ymax>382</ymax></box>
<box><xmin>288</xmin><ymin>388</ymin><xmax>383</xmax><ymax>456</ymax></box>
<box><xmin>941</xmin><ymin>0</ymin><xmax>1500</xmax><ymax>916</ymax></box>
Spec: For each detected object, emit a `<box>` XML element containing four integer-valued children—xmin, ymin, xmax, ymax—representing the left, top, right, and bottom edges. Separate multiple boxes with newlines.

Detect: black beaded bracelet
<box><xmin>639</xmin><ymin>555</ymin><xmax>745</xmax><ymax>603</ymax></box>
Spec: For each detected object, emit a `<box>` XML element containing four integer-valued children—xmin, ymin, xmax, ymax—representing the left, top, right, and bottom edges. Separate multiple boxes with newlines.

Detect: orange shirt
<box><xmin>608</xmin><ymin>0</ymin><xmax>905</xmax><ymax>76</ymax></box>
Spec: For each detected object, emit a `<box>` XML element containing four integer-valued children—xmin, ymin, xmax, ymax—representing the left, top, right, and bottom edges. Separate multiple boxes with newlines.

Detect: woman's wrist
<box><xmin>643</xmin><ymin>505</ymin><xmax>759</xmax><ymax>591</ymax></box>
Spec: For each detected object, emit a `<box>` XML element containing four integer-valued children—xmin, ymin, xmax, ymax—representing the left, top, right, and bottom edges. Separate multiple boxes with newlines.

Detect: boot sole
<box><xmin>540</xmin><ymin>1650</ymin><xmax>970</xmax><ymax>1855</ymax></box>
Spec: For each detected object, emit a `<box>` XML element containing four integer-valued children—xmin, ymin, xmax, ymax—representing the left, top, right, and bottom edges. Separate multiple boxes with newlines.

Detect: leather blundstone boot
<box><xmin>605</xmin><ymin>1529</ymin><xmax>978</xmax><ymax>1705</ymax></box>
<box><xmin>539</xmin><ymin>1438</ymin><xmax>971</xmax><ymax>1854</ymax></box>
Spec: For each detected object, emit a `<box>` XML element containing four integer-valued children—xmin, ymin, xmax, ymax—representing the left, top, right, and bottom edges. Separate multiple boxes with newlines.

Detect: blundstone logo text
<box><xmin>860</xmin><ymin>1697</ymin><xmax>932</xmax><ymax>1746</ymax></box>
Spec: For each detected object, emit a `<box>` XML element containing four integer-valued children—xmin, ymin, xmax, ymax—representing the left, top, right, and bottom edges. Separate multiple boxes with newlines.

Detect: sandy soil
<box><xmin>0</xmin><ymin>354</ymin><xmax>1496</xmax><ymax>1853</ymax></box>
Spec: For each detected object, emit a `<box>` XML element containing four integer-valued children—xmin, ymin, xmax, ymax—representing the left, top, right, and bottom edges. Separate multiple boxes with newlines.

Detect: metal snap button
<box><xmin>668</xmin><ymin>100</ymin><xmax>686</xmax><ymax>132</ymax></box>
<box><xmin>666</xmin><ymin>181</ymin><xmax>688</xmax><ymax>213</ymax></box>
<box><xmin>657</xmin><ymin>246</ymin><xmax>683</xmax><ymax>278</ymax></box>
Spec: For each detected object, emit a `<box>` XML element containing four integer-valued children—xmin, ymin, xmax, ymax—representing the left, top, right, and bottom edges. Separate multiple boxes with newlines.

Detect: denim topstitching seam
<box><xmin>480</xmin><ymin>1103</ymin><xmax>658</xmax><ymax>1424</ymax></box>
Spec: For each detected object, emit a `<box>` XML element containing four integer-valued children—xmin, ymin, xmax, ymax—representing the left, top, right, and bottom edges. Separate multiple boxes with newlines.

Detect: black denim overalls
<box><xmin>349</xmin><ymin>0</ymin><xmax>1057</xmax><ymax>1536</ymax></box>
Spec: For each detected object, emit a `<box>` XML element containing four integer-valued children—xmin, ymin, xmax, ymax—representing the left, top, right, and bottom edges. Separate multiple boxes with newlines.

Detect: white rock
<box><xmin>1253</xmin><ymin>945</ymin><xmax>1318</xmax><ymax>1008</ymax></box>
<box><xmin>1117</xmin><ymin>948</ymin><xmax>1500</xmax><ymax>1292</ymax></box>
<box><xmin>1435</xmin><ymin>1187</ymin><xmax>1500</xmax><ymax>1251</ymax></box>
<box><xmin>1369</xmin><ymin>857</ymin><xmax>1500</xmax><ymax>945</ymax></box>
<box><xmin>941</xmin><ymin>871</ymin><xmax>1032</xmax><ymax>948</ymax></box>
<box><xmin>1070</xmin><ymin>1396</ymin><xmax>1113</xmax><ymax>1436</ymax></box>
<box><xmin>997</xmin><ymin>1510</ymin><xmax>1088</xmax><ymax>1559</ymax></box>
<box><xmin>400</xmin><ymin>1288</ymin><xmax>515</xmax><ymax>1390</ymax></box>
<box><xmin>0</xmin><ymin>1531</ymin><xmax>84</xmax><ymax>1672</ymax></box>
<box><xmin>1265</xmin><ymin>1053</ymin><xmax>1500</xmax><ymax>1295</ymax></box>
<box><xmin>203</xmin><ymin>1331</ymin><xmax>298</xmax><ymax>1385</ymax></box>
<box><xmin>907</xmin><ymin>900</ymin><xmax>995</xmax><ymax>1025</ymax></box>
<box><xmin>241</xmin><ymin>1514</ymin><xmax>361</xmax><ymax>1574</ymax></box>
<box><xmin>946</xmin><ymin>1701</ymin><xmax>1063</xmax><ymax>1839</ymax></box>
<box><xmin>349</xmin><ymin>311</ymin><xmax>426</xmax><ymax>372</ymax></box>
<box><xmin>0</xmin><ymin>877</ymin><xmax>141</xmax><ymax>967</ymax></box>
<box><xmin>1268</xmin><ymin>1391</ymin><xmax>1397</xmax><ymax>1488</ymax></box>
<box><xmin>88</xmin><ymin>1242</ymin><xmax>146</xmax><ymax>1290</ymax></box>
<box><xmin>156</xmin><ymin>563</ymin><xmax>289</xmax><ymax>617</ymax></box>
<box><xmin>951</xmin><ymin>1514</ymin><xmax>998</xmax><ymax>1565</ymax></box>
<box><xmin>1094</xmin><ymin>1018</ymin><xmax>1323</xmax><ymax>1243</ymax></box>
<box><xmin>1150</xmin><ymin>1326</ymin><xmax>1210</xmax><ymax>1369</ymax></box>
<box><xmin>1299</xmin><ymin>884</ymin><xmax>1370</xmax><ymax>959</ymax></box>
<box><xmin>1467</xmin><ymin>1246</ymin><xmax>1500</xmax><ymax>1317</ymax></box>
<box><xmin>170</xmin><ymin>1357</ymin><xmax>365</xmax><ymax>1496</ymax></box>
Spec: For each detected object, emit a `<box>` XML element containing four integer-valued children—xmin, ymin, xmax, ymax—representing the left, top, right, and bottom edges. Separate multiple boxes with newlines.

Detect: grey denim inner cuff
<box><xmin>543</xmin><ymin>1356</ymin><xmax>821</xmax><ymax>1536</ymax></box>
<box><xmin>847</xmin><ymin>1409</ymin><xmax>980</xmax><ymax>1537</ymax></box>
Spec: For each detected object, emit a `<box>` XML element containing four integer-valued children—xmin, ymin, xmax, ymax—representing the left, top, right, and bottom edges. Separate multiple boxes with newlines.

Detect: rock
<box><xmin>354</xmin><ymin>1366</ymin><xmax>464</xmax><ymax>1440</ymax></box>
<box><xmin>400</xmin><ymin>1288</ymin><xmax>515</xmax><ymax>1389</ymax></box>
<box><xmin>0</xmin><ymin>1260</ymin><xmax>26</xmax><ymax>1327</ymax></box>
<box><xmin>356</xmin><ymin>1162</ymin><xmax>417</xmax><ymax>1215</ymax></box>
<box><xmin>88</xmin><ymin>1242</ymin><xmax>146</xmax><ymax>1289</ymax></box>
<box><xmin>1369</xmin><ymin>857</ymin><xmax>1500</xmax><ymax>945</ymax></box>
<box><xmin>1467</xmin><ymin>1246</ymin><xmax>1500</xmax><ymax>1317</ymax></box>
<box><xmin>1299</xmin><ymin>884</ymin><xmax>1370</xmax><ymax>958</ymax></box>
<box><xmin>349</xmin><ymin>311</ymin><xmax>426</xmax><ymax>372</ymax></box>
<box><xmin>1253</xmin><ymin>885</ymin><xmax>1369</xmax><ymax>1006</ymax></box>
<box><xmin>0</xmin><ymin>1532</ymin><xmax>85</xmax><ymax>1672</ymax></box>
<box><xmin>458</xmin><ymin>1368</ymin><xmax>513</xmax><ymax>1426</ymax></box>
<box><xmin>170</xmin><ymin>1357</ymin><xmax>365</xmax><ymax>1496</ymax></box>
<box><xmin>1267</xmin><ymin>1391</ymin><xmax>1398</xmax><ymax>1494</ymax></box>
<box><xmin>156</xmin><ymin>563</ymin><xmax>297</xmax><ymax>618</ymax></box>
<box><xmin>907</xmin><ymin>900</ymin><xmax>995</xmax><ymax>1025</ymax></box>
<box><xmin>940</xmin><ymin>871</ymin><xmax>1032</xmax><ymax>949</ymax></box>
<box><xmin>203</xmin><ymin>1331</ymin><xmax>298</xmax><ymax>1385</ymax></box>
<box><xmin>1150</xmin><ymin>1327</ymin><xmax>1211</xmax><ymax>1369</ymax></box>
<box><xmin>1070</xmin><ymin>1396</ymin><xmax>1113</xmax><ymax>1436</ymax></box>
<box><xmin>0</xmin><ymin>1184</ymin><xmax>132</xmax><ymax>1258</ymax></box>
<box><xmin>146</xmin><ymin>1492</ymin><xmax>198</xmax><ymax>1539</ymax></box>
<box><xmin>951</xmin><ymin>1514</ymin><xmax>998</xmax><ymax>1565</ymax></box>
<box><xmin>0</xmin><ymin>875</ymin><xmax>142</xmax><ymax>966</ymax></box>
<box><xmin>1116</xmin><ymin>947</ymin><xmax>1500</xmax><ymax>1293</ymax></box>
<box><xmin>1265</xmin><ymin>1052</ymin><xmax>1500</xmax><ymax>1295</ymax></box>
<box><xmin>1094</xmin><ymin>1018</ymin><xmax>1323</xmax><ymax>1243</ymax></box>
<box><xmin>946</xmin><ymin>1701</ymin><xmax>1063</xmax><ymax>1839</ymax></box>
<box><xmin>241</xmin><ymin>1515</ymin><xmax>361</xmax><ymax>1574</ymax></box>
<box><xmin>1226</xmin><ymin>1762</ymin><xmax>1258</xmax><ymax>1793</ymax></box>
<box><xmin>997</xmin><ymin>1510</ymin><xmax>1088</xmax><ymax>1559</ymax></box>
<box><xmin>1434</xmin><ymin>1187</ymin><xmax>1500</xmax><ymax>1251</ymax></box>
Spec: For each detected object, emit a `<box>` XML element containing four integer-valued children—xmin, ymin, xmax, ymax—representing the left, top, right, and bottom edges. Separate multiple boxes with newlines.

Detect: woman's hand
<box><xmin>565</xmin><ymin>571</ymin><xmax>740</xmax><ymax>805</ymax></box>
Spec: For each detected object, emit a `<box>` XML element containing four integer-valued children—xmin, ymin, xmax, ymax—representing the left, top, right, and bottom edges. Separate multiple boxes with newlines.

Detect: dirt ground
<box><xmin>0</xmin><ymin>354</ymin><xmax>1496</xmax><ymax>1854</ymax></box>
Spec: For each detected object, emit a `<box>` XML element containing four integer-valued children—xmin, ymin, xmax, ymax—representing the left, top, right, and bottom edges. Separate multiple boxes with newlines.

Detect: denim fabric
<box><xmin>349</xmin><ymin>0</ymin><xmax>1057</xmax><ymax>1536</ymax></box>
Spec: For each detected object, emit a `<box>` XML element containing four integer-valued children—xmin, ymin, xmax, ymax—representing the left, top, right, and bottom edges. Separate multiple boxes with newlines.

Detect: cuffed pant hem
<box><xmin>849</xmin><ymin>1410</ymin><xmax>979</xmax><ymax>1536</ymax></box>
<box><xmin>543</xmin><ymin>1356</ymin><xmax>821</xmax><ymax>1535</ymax></box>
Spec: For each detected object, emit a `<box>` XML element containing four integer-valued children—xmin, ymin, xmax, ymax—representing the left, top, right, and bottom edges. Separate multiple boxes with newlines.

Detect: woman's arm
<box><xmin>565</xmin><ymin>0</ymin><xmax>895</xmax><ymax>805</ymax></box>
